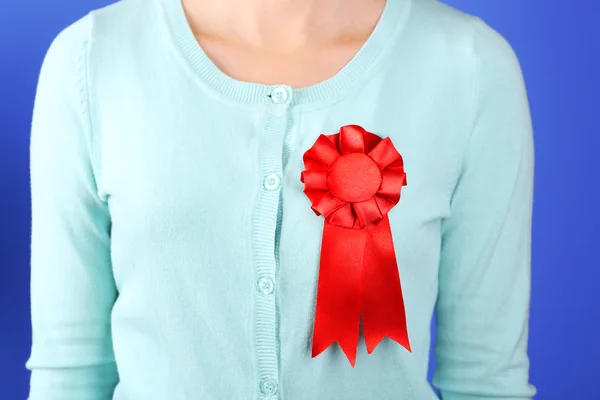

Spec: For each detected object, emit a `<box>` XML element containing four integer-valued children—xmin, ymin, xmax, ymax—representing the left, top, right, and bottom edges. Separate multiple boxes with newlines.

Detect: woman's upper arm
<box><xmin>26</xmin><ymin>13</ymin><xmax>119</xmax><ymax>400</ymax></box>
<box><xmin>432</xmin><ymin>16</ymin><xmax>537</xmax><ymax>400</ymax></box>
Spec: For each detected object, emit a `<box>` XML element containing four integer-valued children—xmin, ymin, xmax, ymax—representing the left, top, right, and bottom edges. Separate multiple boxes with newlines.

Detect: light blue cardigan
<box><xmin>26</xmin><ymin>0</ymin><xmax>537</xmax><ymax>398</ymax></box>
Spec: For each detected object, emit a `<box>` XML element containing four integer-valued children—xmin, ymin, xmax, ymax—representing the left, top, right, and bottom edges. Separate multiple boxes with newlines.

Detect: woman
<box><xmin>26</xmin><ymin>0</ymin><xmax>537</xmax><ymax>398</ymax></box>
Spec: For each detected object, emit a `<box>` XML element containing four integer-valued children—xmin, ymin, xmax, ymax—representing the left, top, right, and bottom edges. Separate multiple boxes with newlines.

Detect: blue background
<box><xmin>1</xmin><ymin>1</ymin><xmax>598</xmax><ymax>398</ymax></box>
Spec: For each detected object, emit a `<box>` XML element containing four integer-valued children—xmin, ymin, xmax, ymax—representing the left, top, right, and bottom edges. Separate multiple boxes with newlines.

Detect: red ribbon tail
<box><xmin>361</xmin><ymin>215</ymin><xmax>411</xmax><ymax>354</ymax></box>
<box><xmin>312</xmin><ymin>221</ymin><xmax>366</xmax><ymax>368</ymax></box>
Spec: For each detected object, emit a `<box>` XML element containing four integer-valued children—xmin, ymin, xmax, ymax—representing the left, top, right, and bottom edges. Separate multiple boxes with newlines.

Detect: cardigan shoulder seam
<box><xmin>443</xmin><ymin>14</ymin><xmax>481</xmax><ymax>207</ymax></box>
<box><xmin>466</xmin><ymin>16</ymin><xmax>483</xmax><ymax>154</ymax></box>
<box><xmin>77</xmin><ymin>11</ymin><xmax>105</xmax><ymax>204</ymax></box>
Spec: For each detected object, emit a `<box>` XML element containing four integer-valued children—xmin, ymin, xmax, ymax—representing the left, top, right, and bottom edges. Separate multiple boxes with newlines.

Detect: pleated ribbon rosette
<box><xmin>300</xmin><ymin>124</ymin><xmax>412</xmax><ymax>367</ymax></box>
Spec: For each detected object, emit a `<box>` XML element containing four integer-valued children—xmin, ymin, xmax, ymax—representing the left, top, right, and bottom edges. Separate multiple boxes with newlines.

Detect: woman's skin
<box><xmin>182</xmin><ymin>0</ymin><xmax>387</xmax><ymax>88</ymax></box>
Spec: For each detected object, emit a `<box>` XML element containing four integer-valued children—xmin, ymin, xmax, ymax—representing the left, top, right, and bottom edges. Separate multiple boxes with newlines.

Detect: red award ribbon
<box><xmin>300</xmin><ymin>124</ymin><xmax>412</xmax><ymax>367</ymax></box>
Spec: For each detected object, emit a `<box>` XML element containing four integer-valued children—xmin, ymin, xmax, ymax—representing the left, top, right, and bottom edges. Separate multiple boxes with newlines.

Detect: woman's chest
<box><xmin>99</xmin><ymin>105</ymin><xmax>458</xmax><ymax>232</ymax></box>
<box><xmin>94</xmin><ymin>76</ymin><xmax>470</xmax><ymax>294</ymax></box>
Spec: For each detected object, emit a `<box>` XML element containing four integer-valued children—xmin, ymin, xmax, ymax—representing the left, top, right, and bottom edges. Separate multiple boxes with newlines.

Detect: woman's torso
<box><xmin>87</xmin><ymin>0</ymin><xmax>476</xmax><ymax>398</ymax></box>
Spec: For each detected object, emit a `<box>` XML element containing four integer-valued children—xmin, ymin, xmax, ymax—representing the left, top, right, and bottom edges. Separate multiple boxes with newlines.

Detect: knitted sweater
<box><xmin>26</xmin><ymin>0</ymin><xmax>537</xmax><ymax>398</ymax></box>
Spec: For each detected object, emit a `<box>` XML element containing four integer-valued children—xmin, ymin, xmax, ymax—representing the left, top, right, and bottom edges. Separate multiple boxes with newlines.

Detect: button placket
<box><xmin>253</xmin><ymin>92</ymin><xmax>290</xmax><ymax>399</ymax></box>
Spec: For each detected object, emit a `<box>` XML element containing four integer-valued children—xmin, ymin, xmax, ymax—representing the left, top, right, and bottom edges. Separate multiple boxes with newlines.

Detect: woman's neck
<box><xmin>181</xmin><ymin>0</ymin><xmax>386</xmax><ymax>51</ymax></box>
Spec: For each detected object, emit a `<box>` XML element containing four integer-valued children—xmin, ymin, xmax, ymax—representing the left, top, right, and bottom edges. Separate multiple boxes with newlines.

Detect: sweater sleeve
<box><xmin>432</xmin><ymin>17</ymin><xmax>537</xmax><ymax>400</ymax></box>
<box><xmin>25</xmin><ymin>13</ymin><xmax>119</xmax><ymax>400</ymax></box>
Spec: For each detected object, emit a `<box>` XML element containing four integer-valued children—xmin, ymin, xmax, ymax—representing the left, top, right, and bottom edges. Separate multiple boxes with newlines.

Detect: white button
<box><xmin>256</xmin><ymin>276</ymin><xmax>275</xmax><ymax>295</ymax></box>
<box><xmin>263</xmin><ymin>173</ymin><xmax>281</xmax><ymax>190</ymax></box>
<box><xmin>271</xmin><ymin>87</ymin><xmax>289</xmax><ymax>104</ymax></box>
<box><xmin>260</xmin><ymin>377</ymin><xmax>278</xmax><ymax>395</ymax></box>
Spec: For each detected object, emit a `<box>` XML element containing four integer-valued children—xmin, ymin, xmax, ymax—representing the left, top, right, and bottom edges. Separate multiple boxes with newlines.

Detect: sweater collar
<box><xmin>157</xmin><ymin>0</ymin><xmax>411</xmax><ymax>107</ymax></box>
